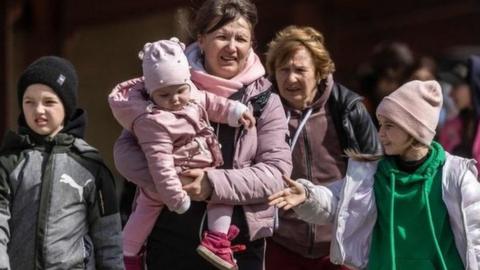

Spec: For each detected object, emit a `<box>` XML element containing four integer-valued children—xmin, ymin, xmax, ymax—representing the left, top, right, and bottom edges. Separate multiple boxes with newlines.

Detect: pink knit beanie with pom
<box><xmin>140</xmin><ymin>37</ymin><xmax>191</xmax><ymax>95</ymax></box>
<box><xmin>376</xmin><ymin>80</ymin><xmax>443</xmax><ymax>145</ymax></box>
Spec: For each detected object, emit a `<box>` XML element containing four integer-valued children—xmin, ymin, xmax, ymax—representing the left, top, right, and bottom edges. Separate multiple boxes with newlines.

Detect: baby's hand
<box><xmin>268</xmin><ymin>175</ymin><xmax>307</xmax><ymax>210</ymax></box>
<box><xmin>239</xmin><ymin>111</ymin><xmax>256</xmax><ymax>129</ymax></box>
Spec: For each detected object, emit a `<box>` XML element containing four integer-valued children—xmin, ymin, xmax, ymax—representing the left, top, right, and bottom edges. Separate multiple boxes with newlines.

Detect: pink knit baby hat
<box><xmin>139</xmin><ymin>37</ymin><xmax>191</xmax><ymax>95</ymax></box>
<box><xmin>376</xmin><ymin>80</ymin><xmax>443</xmax><ymax>145</ymax></box>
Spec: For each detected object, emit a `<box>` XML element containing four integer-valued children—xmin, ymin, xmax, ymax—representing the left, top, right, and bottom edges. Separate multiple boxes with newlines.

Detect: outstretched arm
<box><xmin>269</xmin><ymin>175</ymin><xmax>340</xmax><ymax>225</ymax></box>
<box><xmin>268</xmin><ymin>175</ymin><xmax>307</xmax><ymax>210</ymax></box>
<box><xmin>291</xmin><ymin>179</ymin><xmax>341</xmax><ymax>225</ymax></box>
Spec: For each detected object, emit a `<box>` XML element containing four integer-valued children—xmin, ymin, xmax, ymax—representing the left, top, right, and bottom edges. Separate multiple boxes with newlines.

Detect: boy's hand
<box><xmin>268</xmin><ymin>175</ymin><xmax>307</xmax><ymax>210</ymax></box>
<box><xmin>239</xmin><ymin>111</ymin><xmax>256</xmax><ymax>129</ymax></box>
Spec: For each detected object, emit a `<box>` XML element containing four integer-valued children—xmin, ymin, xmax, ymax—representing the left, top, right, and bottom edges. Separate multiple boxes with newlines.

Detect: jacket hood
<box><xmin>468</xmin><ymin>55</ymin><xmax>480</xmax><ymax>117</ymax></box>
<box><xmin>61</xmin><ymin>108</ymin><xmax>87</xmax><ymax>138</ymax></box>
<box><xmin>108</xmin><ymin>77</ymin><xmax>150</xmax><ymax>131</ymax></box>
<box><xmin>1</xmin><ymin>130</ymin><xmax>32</xmax><ymax>152</ymax></box>
<box><xmin>1</xmin><ymin>126</ymin><xmax>78</xmax><ymax>153</ymax></box>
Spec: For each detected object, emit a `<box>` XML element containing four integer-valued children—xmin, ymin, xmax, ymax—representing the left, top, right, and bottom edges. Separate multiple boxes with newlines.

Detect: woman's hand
<box><xmin>181</xmin><ymin>169</ymin><xmax>213</xmax><ymax>201</ymax></box>
<box><xmin>268</xmin><ymin>175</ymin><xmax>307</xmax><ymax>210</ymax></box>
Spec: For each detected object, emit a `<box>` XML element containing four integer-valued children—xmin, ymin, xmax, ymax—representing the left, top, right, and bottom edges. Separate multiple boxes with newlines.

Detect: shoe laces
<box><xmin>231</xmin><ymin>244</ymin><xmax>246</xmax><ymax>253</ymax></box>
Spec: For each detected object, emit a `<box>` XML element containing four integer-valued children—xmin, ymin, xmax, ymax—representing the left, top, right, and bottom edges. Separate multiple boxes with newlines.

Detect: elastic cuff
<box><xmin>174</xmin><ymin>196</ymin><xmax>191</xmax><ymax>214</ymax></box>
<box><xmin>227</xmin><ymin>102</ymin><xmax>248</xmax><ymax>127</ymax></box>
<box><xmin>296</xmin><ymin>178</ymin><xmax>314</xmax><ymax>204</ymax></box>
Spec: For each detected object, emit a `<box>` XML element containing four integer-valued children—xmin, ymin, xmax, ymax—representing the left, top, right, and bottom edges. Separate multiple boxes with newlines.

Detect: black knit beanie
<box><xmin>17</xmin><ymin>56</ymin><xmax>78</xmax><ymax>121</ymax></box>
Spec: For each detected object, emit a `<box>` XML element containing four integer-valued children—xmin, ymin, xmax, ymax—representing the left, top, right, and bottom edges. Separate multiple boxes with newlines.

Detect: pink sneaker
<box><xmin>197</xmin><ymin>225</ymin><xmax>246</xmax><ymax>270</ymax></box>
<box><xmin>124</xmin><ymin>254</ymin><xmax>144</xmax><ymax>270</ymax></box>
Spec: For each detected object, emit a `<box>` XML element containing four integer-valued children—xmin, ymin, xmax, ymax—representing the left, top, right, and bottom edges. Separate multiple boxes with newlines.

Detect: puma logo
<box><xmin>59</xmin><ymin>174</ymin><xmax>92</xmax><ymax>201</ymax></box>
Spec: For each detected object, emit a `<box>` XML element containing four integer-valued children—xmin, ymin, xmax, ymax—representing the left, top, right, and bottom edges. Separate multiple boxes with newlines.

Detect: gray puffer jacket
<box><xmin>0</xmin><ymin>121</ymin><xmax>123</xmax><ymax>269</ymax></box>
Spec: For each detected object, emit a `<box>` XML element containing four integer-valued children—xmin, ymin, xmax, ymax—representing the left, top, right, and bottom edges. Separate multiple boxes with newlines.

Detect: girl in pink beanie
<box><xmin>109</xmin><ymin>38</ymin><xmax>256</xmax><ymax>270</ymax></box>
<box><xmin>269</xmin><ymin>80</ymin><xmax>480</xmax><ymax>270</ymax></box>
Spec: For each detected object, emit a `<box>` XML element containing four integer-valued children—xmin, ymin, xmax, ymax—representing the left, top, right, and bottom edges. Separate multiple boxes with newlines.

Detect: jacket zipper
<box><xmin>303</xmin><ymin>130</ymin><xmax>316</xmax><ymax>256</ymax></box>
<box><xmin>34</xmin><ymin>143</ymin><xmax>55</xmax><ymax>270</ymax></box>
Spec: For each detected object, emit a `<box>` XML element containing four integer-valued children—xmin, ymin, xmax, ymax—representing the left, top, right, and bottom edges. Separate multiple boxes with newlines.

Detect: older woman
<box><xmin>112</xmin><ymin>0</ymin><xmax>292</xmax><ymax>269</ymax></box>
<box><xmin>264</xmin><ymin>26</ymin><xmax>380</xmax><ymax>270</ymax></box>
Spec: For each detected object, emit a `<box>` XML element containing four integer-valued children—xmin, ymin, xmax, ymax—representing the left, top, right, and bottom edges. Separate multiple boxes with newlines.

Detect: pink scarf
<box><xmin>185</xmin><ymin>42</ymin><xmax>265</xmax><ymax>98</ymax></box>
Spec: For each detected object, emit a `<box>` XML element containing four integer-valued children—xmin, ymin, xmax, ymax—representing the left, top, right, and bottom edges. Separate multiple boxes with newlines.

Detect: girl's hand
<box><xmin>268</xmin><ymin>175</ymin><xmax>307</xmax><ymax>210</ymax></box>
<box><xmin>239</xmin><ymin>111</ymin><xmax>256</xmax><ymax>129</ymax></box>
<box><xmin>181</xmin><ymin>169</ymin><xmax>212</xmax><ymax>201</ymax></box>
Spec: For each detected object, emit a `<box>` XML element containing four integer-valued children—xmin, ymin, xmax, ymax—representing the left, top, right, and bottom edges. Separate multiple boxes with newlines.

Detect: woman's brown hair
<box><xmin>191</xmin><ymin>0</ymin><xmax>258</xmax><ymax>38</ymax></box>
<box><xmin>344</xmin><ymin>149</ymin><xmax>383</xmax><ymax>162</ymax></box>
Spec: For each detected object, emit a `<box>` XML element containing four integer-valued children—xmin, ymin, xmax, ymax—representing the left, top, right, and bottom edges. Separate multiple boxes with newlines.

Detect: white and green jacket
<box><xmin>294</xmin><ymin>153</ymin><xmax>480</xmax><ymax>270</ymax></box>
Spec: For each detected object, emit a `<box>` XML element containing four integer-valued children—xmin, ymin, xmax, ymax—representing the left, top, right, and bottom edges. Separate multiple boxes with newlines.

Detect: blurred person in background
<box><xmin>439</xmin><ymin>55</ymin><xmax>480</xmax><ymax>169</ymax></box>
<box><xmin>409</xmin><ymin>56</ymin><xmax>437</xmax><ymax>81</ymax></box>
<box><xmin>406</xmin><ymin>56</ymin><xmax>456</xmax><ymax>129</ymax></box>
<box><xmin>358</xmin><ymin>41</ymin><xmax>414</xmax><ymax>125</ymax></box>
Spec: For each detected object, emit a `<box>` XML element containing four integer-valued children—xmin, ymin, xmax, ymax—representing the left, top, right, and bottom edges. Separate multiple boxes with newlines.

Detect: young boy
<box><xmin>0</xmin><ymin>56</ymin><xmax>124</xmax><ymax>269</ymax></box>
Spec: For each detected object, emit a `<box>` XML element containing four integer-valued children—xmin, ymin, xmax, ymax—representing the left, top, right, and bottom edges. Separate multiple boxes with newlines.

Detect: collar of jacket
<box><xmin>1</xmin><ymin>129</ymin><xmax>76</xmax><ymax>152</ymax></box>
